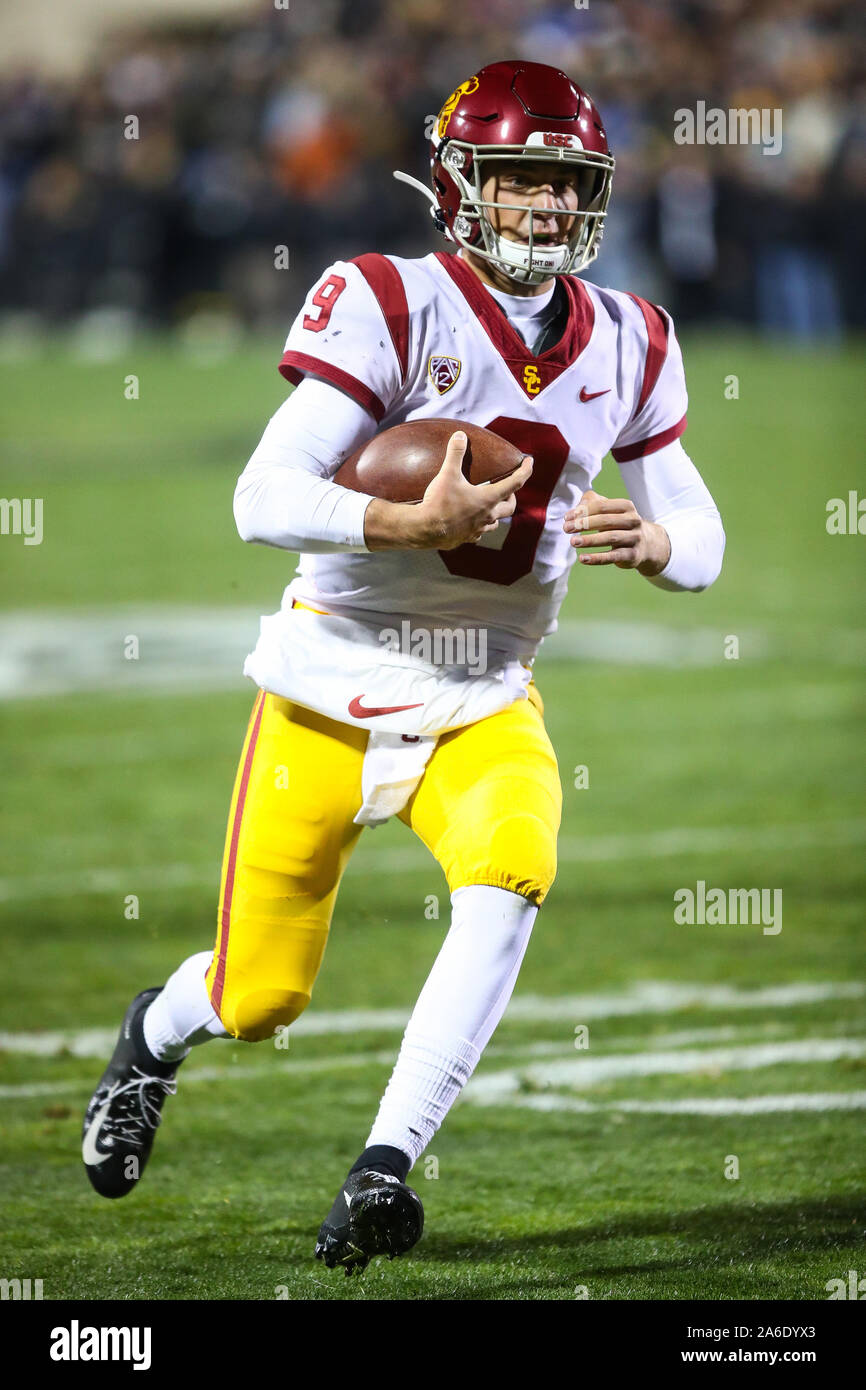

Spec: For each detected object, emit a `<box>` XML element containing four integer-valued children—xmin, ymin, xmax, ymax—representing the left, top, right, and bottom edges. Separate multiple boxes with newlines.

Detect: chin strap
<box><xmin>393</xmin><ymin>170</ymin><xmax>452</xmax><ymax>238</ymax></box>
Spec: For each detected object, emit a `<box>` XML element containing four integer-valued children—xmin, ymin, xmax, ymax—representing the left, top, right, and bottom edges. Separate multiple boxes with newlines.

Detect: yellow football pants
<box><xmin>206</xmin><ymin>686</ymin><xmax>561</xmax><ymax>1041</ymax></box>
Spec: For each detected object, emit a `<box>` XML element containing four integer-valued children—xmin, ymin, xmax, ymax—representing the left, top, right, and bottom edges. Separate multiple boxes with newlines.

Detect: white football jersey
<box><xmin>278</xmin><ymin>250</ymin><xmax>688</xmax><ymax>662</ymax></box>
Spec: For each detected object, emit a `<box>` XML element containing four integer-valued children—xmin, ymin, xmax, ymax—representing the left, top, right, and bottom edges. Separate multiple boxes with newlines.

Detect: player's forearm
<box><xmin>646</xmin><ymin>510</ymin><xmax>725</xmax><ymax>592</ymax></box>
<box><xmin>618</xmin><ymin>440</ymin><xmax>725</xmax><ymax>592</ymax></box>
<box><xmin>234</xmin><ymin>463</ymin><xmax>375</xmax><ymax>553</ymax></box>
<box><xmin>236</xmin><ymin>375</ymin><xmax>383</xmax><ymax>552</ymax></box>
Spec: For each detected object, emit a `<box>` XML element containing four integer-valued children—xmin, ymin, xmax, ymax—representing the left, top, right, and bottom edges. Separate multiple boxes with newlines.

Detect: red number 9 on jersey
<box><xmin>303</xmin><ymin>274</ymin><xmax>347</xmax><ymax>332</ymax></box>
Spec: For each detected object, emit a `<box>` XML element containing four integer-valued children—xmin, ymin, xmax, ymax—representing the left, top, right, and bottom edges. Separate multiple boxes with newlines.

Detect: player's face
<box><xmin>480</xmin><ymin>160</ymin><xmax>581</xmax><ymax>248</ymax></box>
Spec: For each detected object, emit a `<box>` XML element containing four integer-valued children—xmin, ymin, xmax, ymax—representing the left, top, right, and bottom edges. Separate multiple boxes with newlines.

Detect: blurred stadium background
<box><xmin>1</xmin><ymin>0</ymin><xmax>863</xmax><ymax>349</ymax></box>
<box><xmin>0</xmin><ymin>1</ymin><xmax>864</xmax><ymax>1301</ymax></box>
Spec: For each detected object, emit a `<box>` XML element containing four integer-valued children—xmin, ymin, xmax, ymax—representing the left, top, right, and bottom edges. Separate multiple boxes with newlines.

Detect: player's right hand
<box><xmin>414</xmin><ymin>431</ymin><xmax>533</xmax><ymax>550</ymax></box>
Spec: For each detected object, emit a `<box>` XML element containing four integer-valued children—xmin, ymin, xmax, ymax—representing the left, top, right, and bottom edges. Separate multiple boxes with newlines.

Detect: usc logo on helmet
<box><xmin>523</xmin><ymin>365</ymin><xmax>542</xmax><ymax>395</ymax></box>
<box><xmin>436</xmin><ymin>76</ymin><xmax>480</xmax><ymax>140</ymax></box>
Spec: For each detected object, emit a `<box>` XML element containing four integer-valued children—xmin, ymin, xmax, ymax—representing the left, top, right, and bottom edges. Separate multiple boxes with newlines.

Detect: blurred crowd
<box><xmin>0</xmin><ymin>0</ymin><xmax>863</xmax><ymax>345</ymax></box>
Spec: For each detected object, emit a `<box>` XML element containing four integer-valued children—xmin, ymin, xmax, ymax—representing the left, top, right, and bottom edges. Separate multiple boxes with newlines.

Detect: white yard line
<box><xmin>556</xmin><ymin>818</ymin><xmax>866</xmax><ymax>863</ymax></box>
<box><xmin>2</xmin><ymin>818</ymin><xmax>866</xmax><ymax>902</ymax></box>
<box><xmin>4</xmin><ymin>1033</ymin><xmax>866</xmax><ymax>1111</ymax></box>
<box><xmin>6</xmin><ymin>1070</ymin><xmax>863</xmax><ymax>1116</ymax></box>
<box><xmin>0</xmin><ymin>612</ymin><xmax>735</xmax><ymax>700</ymax></box>
<box><xmin>0</xmin><ymin>1013</ymin><xmax>409</xmax><ymax>1058</ymax></box>
<box><xmin>507</xmin><ymin>980</ymin><xmax>866</xmax><ymax>1023</ymax></box>
<box><xmin>479</xmin><ymin>1091</ymin><xmax>866</xmax><ymax>1116</ymax></box>
<box><xmin>464</xmin><ymin>1037</ymin><xmax>866</xmax><ymax>1106</ymax></box>
<box><xmin>0</xmin><ymin>1049</ymin><xmax>398</xmax><ymax>1101</ymax></box>
<box><xmin>2</xmin><ymin>608</ymin><xmax>864</xmax><ymax>702</ymax></box>
<box><xmin>0</xmin><ymin>608</ymin><xmax>255</xmax><ymax>701</ymax></box>
<box><xmin>1</xmin><ymin>981</ymin><xmax>863</xmax><ymax>1062</ymax></box>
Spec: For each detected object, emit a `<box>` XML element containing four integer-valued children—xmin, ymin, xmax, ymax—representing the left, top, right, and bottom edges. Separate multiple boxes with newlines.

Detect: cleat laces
<box><xmin>95</xmin><ymin>1066</ymin><xmax>177</xmax><ymax>1149</ymax></box>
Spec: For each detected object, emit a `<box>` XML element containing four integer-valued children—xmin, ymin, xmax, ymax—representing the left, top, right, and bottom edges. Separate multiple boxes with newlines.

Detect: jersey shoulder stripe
<box><xmin>350</xmin><ymin>253</ymin><xmax>410</xmax><ymax>385</ymax></box>
<box><xmin>278</xmin><ymin>350</ymin><xmax>387</xmax><ymax>422</ymax></box>
<box><xmin>611</xmin><ymin>415</ymin><xmax>686</xmax><ymax>462</ymax></box>
<box><xmin>278</xmin><ymin>255</ymin><xmax>408</xmax><ymax>422</ymax></box>
<box><xmin>627</xmin><ymin>293</ymin><xmax>670</xmax><ymax>414</ymax></box>
<box><xmin>584</xmin><ymin>285</ymin><xmax>686</xmax><ymax>462</ymax></box>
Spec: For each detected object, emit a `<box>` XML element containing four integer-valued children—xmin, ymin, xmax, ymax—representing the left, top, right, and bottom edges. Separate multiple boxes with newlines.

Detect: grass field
<box><xmin>0</xmin><ymin>334</ymin><xmax>864</xmax><ymax>1301</ymax></box>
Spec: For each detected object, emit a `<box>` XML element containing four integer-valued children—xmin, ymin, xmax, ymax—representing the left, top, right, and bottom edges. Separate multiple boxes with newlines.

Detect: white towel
<box><xmin>242</xmin><ymin>604</ymin><xmax>533</xmax><ymax>827</ymax></box>
<box><xmin>354</xmin><ymin>731</ymin><xmax>438</xmax><ymax>828</ymax></box>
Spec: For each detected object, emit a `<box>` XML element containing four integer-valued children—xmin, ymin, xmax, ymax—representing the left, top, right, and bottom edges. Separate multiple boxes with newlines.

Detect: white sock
<box><xmin>365</xmin><ymin>885</ymin><xmax>537</xmax><ymax>1167</ymax></box>
<box><xmin>142</xmin><ymin>950</ymin><xmax>230</xmax><ymax>1062</ymax></box>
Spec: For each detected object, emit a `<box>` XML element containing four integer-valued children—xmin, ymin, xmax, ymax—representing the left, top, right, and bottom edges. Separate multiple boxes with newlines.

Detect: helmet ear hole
<box><xmin>576</xmin><ymin>168</ymin><xmax>604</xmax><ymax>208</ymax></box>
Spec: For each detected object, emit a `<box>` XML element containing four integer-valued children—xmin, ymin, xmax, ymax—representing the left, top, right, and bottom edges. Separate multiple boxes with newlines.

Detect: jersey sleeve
<box><xmin>616</xmin><ymin>437</ymin><xmax>725</xmax><ymax>592</ymax></box>
<box><xmin>234</xmin><ymin>376</ymin><xmax>381</xmax><ymax>553</ymax></box>
<box><xmin>611</xmin><ymin>296</ymin><xmax>688</xmax><ymax>463</ymax></box>
<box><xmin>278</xmin><ymin>255</ymin><xmax>409</xmax><ymax>423</ymax></box>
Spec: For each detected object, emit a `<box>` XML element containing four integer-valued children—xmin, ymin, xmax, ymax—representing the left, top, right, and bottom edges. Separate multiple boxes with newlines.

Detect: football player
<box><xmin>82</xmin><ymin>61</ymin><xmax>724</xmax><ymax>1274</ymax></box>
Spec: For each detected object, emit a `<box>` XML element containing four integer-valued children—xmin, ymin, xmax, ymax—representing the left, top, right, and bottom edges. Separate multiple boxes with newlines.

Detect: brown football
<box><xmin>334</xmin><ymin>418</ymin><xmax>525</xmax><ymax>504</ymax></box>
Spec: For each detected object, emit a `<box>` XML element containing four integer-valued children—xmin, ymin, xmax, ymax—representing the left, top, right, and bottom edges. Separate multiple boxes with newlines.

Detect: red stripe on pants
<box><xmin>211</xmin><ymin>692</ymin><xmax>266</xmax><ymax>1015</ymax></box>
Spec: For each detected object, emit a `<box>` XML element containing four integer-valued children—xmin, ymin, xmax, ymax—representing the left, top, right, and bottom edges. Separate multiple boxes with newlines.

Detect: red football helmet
<box><xmin>395</xmin><ymin>60</ymin><xmax>614</xmax><ymax>285</ymax></box>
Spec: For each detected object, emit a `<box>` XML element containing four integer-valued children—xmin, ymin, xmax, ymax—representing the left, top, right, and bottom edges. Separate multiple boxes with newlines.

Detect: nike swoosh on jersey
<box><xmin>348</xmin><ymin>696</ymin><xmax>424</xmax><ymax>719</ymax></box>
<box><xmin>82</xmin><ymin>1097</ymin><xmax>113</xmax><ymax>1166</ymax></box>
<box><xmin>579</xmin><ymin>386</ymin><xmax>611</xmax><ymax>402</ymax></box>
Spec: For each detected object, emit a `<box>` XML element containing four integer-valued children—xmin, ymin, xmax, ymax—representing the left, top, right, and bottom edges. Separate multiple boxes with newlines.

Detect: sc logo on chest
<box><xmin>523</xmin><ymin>364</ymin><xmax>542</xmax><ymax>395</ymax></box>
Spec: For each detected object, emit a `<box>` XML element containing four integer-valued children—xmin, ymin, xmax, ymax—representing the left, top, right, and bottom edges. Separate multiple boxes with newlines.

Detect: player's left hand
<box><xmin>563</xmin><ymin>489</ymin><xmax>671</xmax><ymax>576</ymax></box>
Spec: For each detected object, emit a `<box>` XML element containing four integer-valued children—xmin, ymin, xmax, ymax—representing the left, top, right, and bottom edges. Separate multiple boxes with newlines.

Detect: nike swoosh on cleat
<box><xmin>579</xmin><ymin>386</ymin><xmax>611</xmax><ymax>402</ymax></box>
<box><xmin>348</xmin><ymin>696</ymin><xmax>424</xmax><ymax>719</ymax></box>
<box><xmin>82</xmin><ymin>1098</ymin><xmax>113</xmax><ymax>1166</ymax></box>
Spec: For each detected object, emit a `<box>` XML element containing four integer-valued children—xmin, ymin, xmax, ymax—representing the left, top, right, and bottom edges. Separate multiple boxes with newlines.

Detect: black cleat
<box><xmin>81</xmin><ymin>988</ymin><xmax>180</xmax><ymax>1198</ymax></box>
<box><xmin>314</xmin><ymin>1168</ymin><xmax>424</xmax><ymax>1275</ymax></box>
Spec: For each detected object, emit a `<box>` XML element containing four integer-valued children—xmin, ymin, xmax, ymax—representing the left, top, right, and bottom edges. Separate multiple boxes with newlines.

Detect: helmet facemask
<box><xmin>439</xmin><ymin>141</ymin><xmax>614</xmax><ymax>286</ymax></box>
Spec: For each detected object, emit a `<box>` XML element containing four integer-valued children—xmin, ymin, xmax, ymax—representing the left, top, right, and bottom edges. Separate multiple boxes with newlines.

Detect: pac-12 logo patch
<box><xmin>428</xmin><ymin>354</ymin><xmax>462</xmax><ymax>395</ymax></box>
